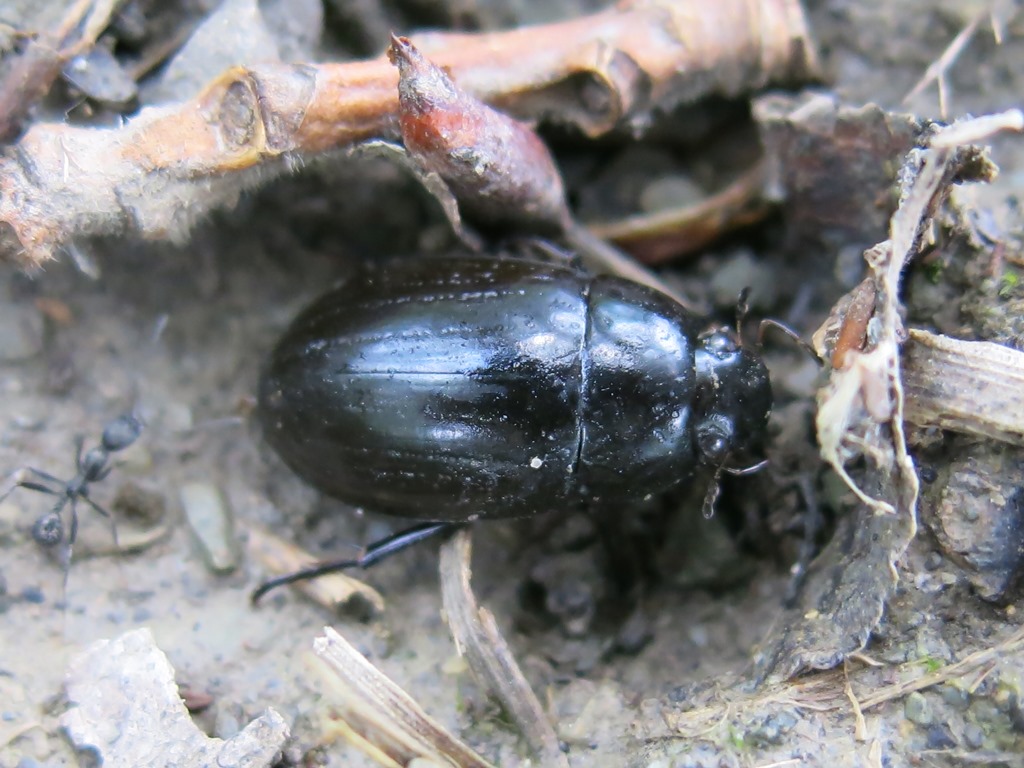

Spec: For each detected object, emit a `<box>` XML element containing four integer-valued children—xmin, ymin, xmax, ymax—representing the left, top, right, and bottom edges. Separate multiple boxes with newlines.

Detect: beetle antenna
<box><xmin>251</xmin><ymin>521</ymin><xmax>460</xmax><ymax>604</ymax></box>
<box><xmin>251</xmin><ymin>558</ymin><xmax>363</xmax><ymax>603</ymax></box>
<box><xmin>758</xmin><ymin>319</ymin><xmax>822</xmax><ymax>364</ymax></box>
<box><xmin>704</xmin><ymin>457</ymin><xmax>769</xmax><ymax>520</ymax></box>
<box><xmin>724</xmin><ymin>458</ymin><xmax>769</xmax><ymax>477</ymax></box>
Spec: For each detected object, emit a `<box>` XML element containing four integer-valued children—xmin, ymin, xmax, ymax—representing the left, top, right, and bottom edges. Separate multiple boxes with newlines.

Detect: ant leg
<box><xmin>61</xmin><ymin>498</ymin><xmax>79</xmax><ymax>547</ymax></box>
<box><xmin>80</xmin><ymin>495</ymin><xmax>111</xmax><ymax>518</ymax></box>
<box><xmin>22</xmin><ymin>467</ymin><xmax>67</xmax><ymax>488</ymax></box>
<box><xmin>58</xmin><ymin>532</ymin><xmax>74</xmax><ymax>606</ymax></box>
<box><xmin>80</xmin><ymin>495</ymin><xmax>120</xmax><ymax>550</ymax></box>
<box><xmin>3</xmin><ymin>479</ymin><xmax>62</xmax><ymax>501</ymax></box>
<box><xmin>251</xmin><ymin>522</ymin><xmax>462</xmax><ymax>604</ymax></box>
<box><xmin>0</xmin><ymin>468</ymin><xmax>64</xmax><ymax>503</ymax></box>
<box><xmin>74</xmin><ymin>435</ymin><xmax>86</xmax><ymax>471</ymax></box>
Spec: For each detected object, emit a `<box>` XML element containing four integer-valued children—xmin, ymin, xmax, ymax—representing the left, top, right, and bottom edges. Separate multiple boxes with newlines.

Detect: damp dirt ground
<box><xmin>3</xmin><ymin>1</ymin><xmax>1024</xmax><ymax>767</ymax></box>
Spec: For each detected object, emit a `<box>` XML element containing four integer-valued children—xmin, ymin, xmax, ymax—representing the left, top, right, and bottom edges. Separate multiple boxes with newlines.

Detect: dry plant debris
<box><xmin>389</xmin><ymin>34</ymin><xmax>570</xmax><ymax>239</ymax></box>
<box><xmin>0</xmin><ymin>0</ymin><xmax>818</xmax><ymax>270</ymax></box>
<box><xmin>62</xmin><ymin>627</ymin><xmax>289</xmax><ymax>768</ymax></box>
<box><xmin>814</xmin><ymin>108</ymin><xmax>1022</xmax><ymax>510</ymax></box>
<box><xmin>0</xmin><ymin>0</ymin><xmax>126</xmax><ymax>142</ymax></box>
<box><xmin>588</xmin><ymin>162</ymin><xmax>773</xmax><ymax>263</ymax></box>
<box><xmin>902</xmin><ymin>1</ymin><xmax>1018</xmax><ymax>119</ymax></box>
<box><xmin>753</xmin><ymin>95</ymin><xmax>923</xmax><ymax>253</ymax></box>
<box><xmin>753</xmin><ymin>109</ymin><xmax>1023</xmax><ymax>680</ymax></box>
<box><xmin>667</xmin><ymin>623</ymin><xmax>1024</xmax><ymax>751</ymax></box>
<box><xmin>385</xmin><ymin>32</ymin><xmax>687</xmax><ymax>304</ymax></box>
<box><xmin>312</xmin><ymin>626</ymin><xmax>494</xmax><ymax>768</ymax></box>
<box><xmin>439</xmin><ymin>529</ymin><xmax>568</xmax><ymax>768</ymax></box>
<box><xmin>246</xmin><ymin>524</ymin><xmax>385</xmax><ymax>615</ymax></box>
<box><xmin>903</xmin><ymin>328</ymin><xmax>1024</xmax><ymax>446</ymax></box>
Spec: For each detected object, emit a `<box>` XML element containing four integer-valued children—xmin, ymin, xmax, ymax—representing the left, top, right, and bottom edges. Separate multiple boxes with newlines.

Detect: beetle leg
<box><xmin>591</xmin><ymin>502</ymin><xmax>662</xmax><ymax>595</ymax></box>
<box><xmin>251</xmin><ymin>522</ymin><xmax>462</xmax><ymax>604</ymax></box>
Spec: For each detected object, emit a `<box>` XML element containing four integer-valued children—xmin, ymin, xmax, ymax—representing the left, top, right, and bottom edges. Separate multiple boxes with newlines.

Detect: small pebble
<box><xmin>970</xmin><ymin>698</ymin><xmax>1000</xmax><ymax>723</ymax></box>
<box><xmin>9</xmin><ymin>412</ymin><xmax>44</xmax><ymax>431</ymax></box>
<box><xmin>925</xmin><ymin>723</ymin><xmax>957</xmax><ymax>749</ymax></box>
<box><xmin>666</xmin><ymin>685</ymin><xmax>691</xmax><ymax>704</ymax></box>
<box><xmin>62</xmin><ymin>45</ymin><xmax>138</xmax><ymax>108</ymax></box>
<box><xmin>1007</xmin><ymin>692</ymin><xmax>1024</xmax><ymax>733</ymax></box>
<box><xmin>834</xmin><ymin>243</ymin><xmax>867</xmax><ymax>288</ymax></box>
<box><xmin>615</xmin><ymin>607</ymin><xmax>654</xmax><ymax>656</ymax></box>
<box><xmin>20</xmin><ymin>586</ymin><xmax>45</xmax><ymax>604</ymax></box>
<box><xmin>132</xmin><ymin>607</ymin><xmax>152</xmax><ymax>622</ymax></box>
<box><xmin>963</xmin><ymin>721</ymin><xmax>985</xmax><ymax>749</ymax></box>
<box><xmin>924</xmin><ymin>552</ymin><xmax>944</xmax><ymax>571</ymax></box>
<box><xmin>905</xmin><ymin>691</ymin><xmax>933</xmax><ymax>726</ymax></box>
<box><xmin>180</xmin><ymin>482</ymin><xmax>239</xmax><ymax>574</ymax></box>
<box><xmin>687</xmin><ymin>624</ymin><xmax>709</xmax><ymax>648</ymax></box>
<box><xmin>709</xmin><ymin>250</ymin><xmax>779</xmax><ymax>311</ymax></box>
<box><xmin>214</xmin><ymin>707</ymin><xmax>241</xmax><ymax>739</ymax></box>
<box><xmin>939</xmin><ymin>684</ymin><xmax>970</xmax><ymax>711</ymax></box>
<box><xmin>162</xmin><ymin>402</ymin><xmax>194</xmax><ymax>433</ymax></box>
<box><xmin>638</xmin><ymin>175</ymin><xmax>704</xmax><ymax>214</ymax></box>
<box><xmin>0</xmin><ymin>303</ymin><xmax>44</xmax><ymax>362</ymax></box>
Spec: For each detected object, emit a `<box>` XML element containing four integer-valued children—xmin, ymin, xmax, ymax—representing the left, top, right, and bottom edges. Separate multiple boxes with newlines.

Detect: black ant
<box><xmin>0</xmin><ymin>413</ymin><xmax>144</xmax><ymax>558</ymax></box>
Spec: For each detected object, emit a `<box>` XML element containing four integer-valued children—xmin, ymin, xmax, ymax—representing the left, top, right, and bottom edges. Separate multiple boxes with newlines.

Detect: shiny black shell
<box><xmin>259</xmin><ymin>258</ymin><xmax>771</xmax><ymax>520</ymax></box>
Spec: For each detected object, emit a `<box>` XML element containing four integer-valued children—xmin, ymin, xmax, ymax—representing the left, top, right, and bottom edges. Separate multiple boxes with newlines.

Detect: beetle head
<box><xmin>692</xmin><ymin>329</ymin><xmax>772</xmax><ymax>470</ymax></box>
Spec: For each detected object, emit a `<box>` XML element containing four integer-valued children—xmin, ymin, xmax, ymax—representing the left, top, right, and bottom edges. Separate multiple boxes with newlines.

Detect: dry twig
<box><xmin>588</xmin><ymin>163</ymin><xmax>772</xmax><ymax>263</ymax></box>
<box><xmin>903</xmin><ymin>327</ymin><xmax>1024</xmax><ymax>446</ymax></box>
<box><xmin>313</xmin><ymin>626</ymin><xmax>494</xmax><ymax>768</ymax></box>
<box><xmin>669</xmin><ymin>624</ymin><xmax>1024</xmax><ymax>743</ymax></box>
<box><xmin>902</xmin><ymin>2</ymin><xmax>1019</xmax><ymax>118</ymax></box>
<box><xmin>439</xmin><ymin>529</ymin><xmax>568</xmax><ymax>768</ymax></box>
<box><xmin>0</xmin><ymin>0</ymin><xmax>818</xmax><ymax>269</ymax></box>
<box><xmin>855</xmin><ymin>624</ymin><xmax>1024</xmax><ymax>710</ymax></box>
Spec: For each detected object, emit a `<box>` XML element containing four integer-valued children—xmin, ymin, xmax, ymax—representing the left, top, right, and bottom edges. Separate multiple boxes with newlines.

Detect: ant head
<box><xmin>101</xmin><ymin>414</ymin><xmax>144</xmax><ymax>452</ymax></box>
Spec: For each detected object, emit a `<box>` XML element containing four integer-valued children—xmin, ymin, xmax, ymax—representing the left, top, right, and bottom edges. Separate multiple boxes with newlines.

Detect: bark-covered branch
<box><xmin>0</xmin><ymin>0</ymin><xmax>818</xmax><ymax>268</ymax></box>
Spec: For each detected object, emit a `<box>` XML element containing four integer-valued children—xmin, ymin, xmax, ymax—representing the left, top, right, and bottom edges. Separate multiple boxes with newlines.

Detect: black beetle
<box><xmin>254</xmin><ymin>257</ymin><xmax>771</xmax><ymax>598</ymax></box>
